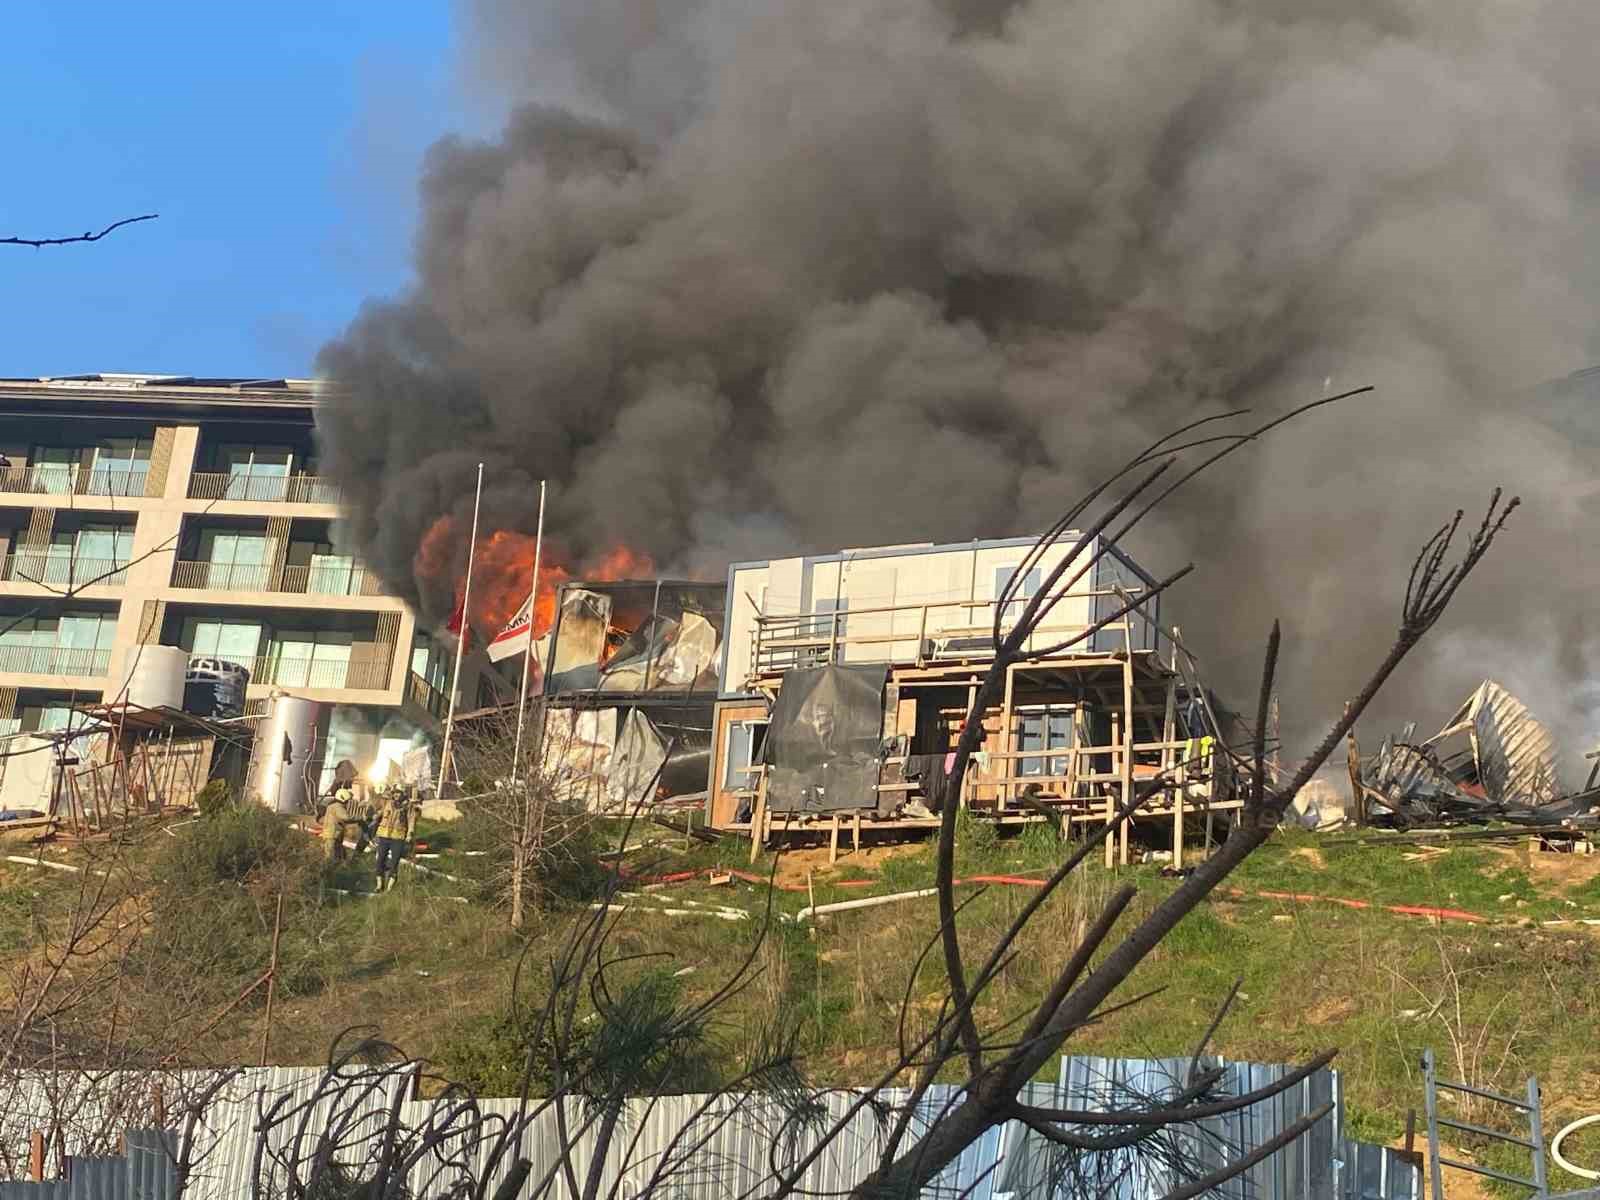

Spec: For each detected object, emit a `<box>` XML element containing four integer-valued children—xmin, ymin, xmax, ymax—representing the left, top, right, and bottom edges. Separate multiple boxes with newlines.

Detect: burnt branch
<box><xmin>1</xmin><ymin>214</ymin><xmax>158</xmax><ymax>248</ymax></box>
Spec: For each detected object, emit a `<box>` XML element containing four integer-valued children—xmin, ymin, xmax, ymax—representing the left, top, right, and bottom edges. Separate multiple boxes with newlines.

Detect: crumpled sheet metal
<box><xmin>1435</xmin><ymin>679</ymin><xmax>1562</xmax><ymax>806</ymax></box>
<box><xmin>1363</xmin><ymin>679</ymin><xmax>1569</xmax><ymax>827</ymax></box>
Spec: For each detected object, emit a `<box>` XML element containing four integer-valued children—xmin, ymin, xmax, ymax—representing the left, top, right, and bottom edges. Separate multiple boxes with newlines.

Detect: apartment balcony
<box><xmin>0</xmin><ymin>463</ymin><xmax>152</xmax><ymax>499</ymax></box>
<box><xmin>0</xmin><ymin>644</ymin><xmax>111</xmax><ymax>678</ymax></box>
<box><xmin>212</xmin><ymin>654</ymin><xmax>394</xmax><ymax>693</ymax></box>
<box><xmin>186</xmin><ymin>472</ymin><xmax>342</xmax><ymax>505</ymax></box>
<box><xmin>406</xmin><ymin>670</ymin><xmax>448</xmax><ymax>720</ymax></box>
<box><xmin>170</xmin><ymin>560</ymin><xmax>387</xmax><ymax>597</ymax></box>
<box><xmin>0</xmin><ymin>555</ymin><xmax>129</xmax><ymax>589</ymax></box>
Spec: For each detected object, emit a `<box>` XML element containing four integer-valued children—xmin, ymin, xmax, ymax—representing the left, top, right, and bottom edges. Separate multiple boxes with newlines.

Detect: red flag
<box><xmin>446</xmin><ymin>595</ymin><xmax>470</xmax><ymax>647</ymax></box>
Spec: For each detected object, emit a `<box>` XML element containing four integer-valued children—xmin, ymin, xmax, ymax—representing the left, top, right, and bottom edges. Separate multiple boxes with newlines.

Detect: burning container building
<box><xmin>534</xmin><ymin>578</ymin><xmax>724</xmax><ymax>812</ymax></box>
<box><xmin>707</xmin><ymin>534</ymin><xmax>1240</xmax><ymax>866</ymax></box>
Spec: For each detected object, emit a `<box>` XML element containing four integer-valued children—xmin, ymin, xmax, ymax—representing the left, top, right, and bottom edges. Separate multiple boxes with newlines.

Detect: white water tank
<box><xmin>115</xmin><ymin>645</ymin><xmax>188</xmax><ymax>710</ymax></box>
<box><xmin>251</xmin><ymin>692</ymin><xmax>323</xmax><ymax>814</ymax></box>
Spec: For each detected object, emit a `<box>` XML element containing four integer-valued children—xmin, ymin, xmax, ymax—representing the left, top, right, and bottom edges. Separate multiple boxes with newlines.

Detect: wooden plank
<box><xmin>1162</xmin><ymin>677</ymin><xmax>1180</xmax><ymax>869</ymax></box>
<box><xmin>999</xmin><ymin>662</ymin><xmax>1015</xmax><ymax>812</ymax></box>
<box><xmin>1119</xmin><ymin>617</ymin><xmax>1135</xmax><ymax>868</ymax></box>
<box><xmin>749</xmin><ymin>772</ymin><xmax>767</xmax><ymax>864</ymax></box>
<box><xmin>1105</xmin><ymin>709</ymin><xmax>1119</xmax><ymax>870</ymax></box>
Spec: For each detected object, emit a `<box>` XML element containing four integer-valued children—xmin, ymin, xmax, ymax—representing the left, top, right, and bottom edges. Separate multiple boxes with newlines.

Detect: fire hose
<box><xmin>1551</xmin><ymin>1114</ymin><xmax>1600</xmax><ymax>1182</ymax></box>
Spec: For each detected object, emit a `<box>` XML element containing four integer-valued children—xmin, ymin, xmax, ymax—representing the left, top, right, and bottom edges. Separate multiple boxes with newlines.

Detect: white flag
<box><xmin>487</xmin><ymin>590</ymin><xmax>534</xmax><ymax>662</ymax></box>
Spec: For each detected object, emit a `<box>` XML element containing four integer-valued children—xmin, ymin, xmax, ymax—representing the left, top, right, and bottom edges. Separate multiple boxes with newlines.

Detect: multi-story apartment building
<box><xmin>0</xmin><ymin>374</ymin><xmax>465</xmax><ymax>775</ymax></box>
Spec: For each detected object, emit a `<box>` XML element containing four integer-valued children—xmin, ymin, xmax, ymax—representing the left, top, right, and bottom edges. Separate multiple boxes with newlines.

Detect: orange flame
<box><xmin>414</xmin><ymin>516</ymin><xmax>656</xmax><ymax>643</ymax></box>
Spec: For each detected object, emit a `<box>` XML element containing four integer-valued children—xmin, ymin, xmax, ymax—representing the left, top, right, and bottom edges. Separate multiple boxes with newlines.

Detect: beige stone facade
<box><xmin>0</xmin><ymin>375</ymin><xmax>477</xmax><ymax>749</ymax></box>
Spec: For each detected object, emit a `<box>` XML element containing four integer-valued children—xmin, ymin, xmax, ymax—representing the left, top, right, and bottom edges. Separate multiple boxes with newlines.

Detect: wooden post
<box><xmin>1105</xmin><ymin>710</ymin><xmax>1120</xmax><ymax>870</ymax></box>
<box><xmin>828</xmin><ymin>815</ymin><xmax>841</xmax><ymax>865</ymax></box>
<box><xmin>1345</xmin><ymin>702</ymin><xmax>1366</xmax><ymax>828</ymax></box>
<box><xmin>1063</xmin><ymin>708</ymin><xmax>1081</xmax><ymax>806</ymax></box>
<box><xmin>1269</xmin><ymin>693</ymin><xmax>1281</xmax><ymax>785</ymax></box>
<box><xmin>259</xmin><ymin>892</ymin><xmax>285</xmax><ymax>1067</ymax></box>
<box><xmin>999</xmin><ymin>662</ymin><xmax>1016</xmax><ymax>811</ymax></box>
<box><xmin>852</xmin><ymin>811</ymin><xmax>862</xmax><ymax>857</ymax></box>
<box><xmin>28</xmin><ymin>1131</ymin><xmax>43</xmax><ymax>1181</ymax></box>
<box><xmin>1119</xmin><ymin>630</ymin><xmax>1135</xmax><ymax>867</ymax></box>
<box><xmin>1162</xmin><ymin>677</ymin><xmax>1180</xmax><ymax>869</ymax></box>
<box><xmin>749</xmin><ymin>769</ymin><xmax>768</xmax><ymax>864</ymax></box>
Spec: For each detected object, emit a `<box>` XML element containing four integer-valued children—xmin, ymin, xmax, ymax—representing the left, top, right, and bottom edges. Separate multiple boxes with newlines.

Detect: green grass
<box><xmin>1</xmin><ymin>808</ymin><xmax>1595</xmax><ymax>1164</ymax></box>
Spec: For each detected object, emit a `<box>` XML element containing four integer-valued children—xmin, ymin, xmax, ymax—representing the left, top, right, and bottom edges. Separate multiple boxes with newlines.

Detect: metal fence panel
<box><xmin>0</xmin><ymin>1058</ymin><xmax>1420</xmax><ymax>1200</ymax></box>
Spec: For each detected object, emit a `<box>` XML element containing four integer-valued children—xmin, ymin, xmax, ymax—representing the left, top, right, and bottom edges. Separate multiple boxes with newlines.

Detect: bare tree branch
<box><xmin>1</xmin><ymin>214</ymin><xmax>158</xmax><ymax>248</ymax></box>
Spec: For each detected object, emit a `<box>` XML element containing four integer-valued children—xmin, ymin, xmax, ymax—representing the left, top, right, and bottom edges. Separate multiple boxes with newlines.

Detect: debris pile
<box><xmin>1359</xmin><ymin>680</ymin><xmax>1600</xmax><ymax>831</ymax></box>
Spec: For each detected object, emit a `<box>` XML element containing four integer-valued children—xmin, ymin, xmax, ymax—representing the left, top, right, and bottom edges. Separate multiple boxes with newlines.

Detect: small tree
<box><xmin>450</xmin><ymin>703</ymin><xmax>599</xmax><ymax>928</ymax></box>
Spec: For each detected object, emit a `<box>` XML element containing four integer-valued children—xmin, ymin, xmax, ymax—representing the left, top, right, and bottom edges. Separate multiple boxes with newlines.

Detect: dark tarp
<box><xmin>761</xmin><ymin>665</ymin><xmax>888</xmax><ymax>813</ymax></box>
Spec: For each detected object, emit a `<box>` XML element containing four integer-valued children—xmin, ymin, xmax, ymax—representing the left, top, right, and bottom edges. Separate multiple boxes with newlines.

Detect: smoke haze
<box><xmin>316</xmin><ymin>0</ymin><xmax>1600</xmax><ymax>766</ymax></box>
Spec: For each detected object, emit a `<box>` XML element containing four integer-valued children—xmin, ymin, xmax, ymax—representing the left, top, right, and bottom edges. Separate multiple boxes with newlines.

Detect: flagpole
<box><xmin>436</xmin><ymin>462</ymin><xmax>484</xmax><ymax>798</ymax></box>
<box><xmin>509</xmin><ymin>480</ymin><xmax>546</xmax><ymax>784</ymax></box>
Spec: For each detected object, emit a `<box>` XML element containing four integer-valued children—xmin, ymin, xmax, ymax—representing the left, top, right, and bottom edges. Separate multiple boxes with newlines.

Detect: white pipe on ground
<box><xmin>796</xmin><ymin>887</ymin><xmax>939</xmax><ymax>921</ymax></box>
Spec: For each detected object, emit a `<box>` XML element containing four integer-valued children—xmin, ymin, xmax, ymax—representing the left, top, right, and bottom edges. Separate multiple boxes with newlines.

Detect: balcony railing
<box><xmin>748</xmin><ymin>586</ymin><xmax>1161</xmax><ymax>679</ymax></box>
<box><xmin>172</xmin><ymin>561</ymin><xmax>272</xmax><ymax>590</ymax></box>
<box><xmin>205</xmin><ymin>654</ymin><xmax>392</xmax><ymax>692</ymax></box>
<box><xmin>170</xmin><ymin>560</ymin><xmax>387</xmax><ymax>597</ymax></box>
<box><xmin>406</xmin><ymin>670</ymin><xmax>448</xmax><ymax>719</ymax></box>
<box><xmin>0</xmin><ymin>555</ymin><xmax>129</xmax><ymax>588</ymax></box>
<box><xmin>0</xmin><ymin>644</ymin><xmax>111</xmax><ymax>677</ymax></box>
<box><xmin>187</xmin><ymin>472</ymin><xmax>341</xmax><ymax>504</ymax></box>
<box><xmin>0</xmin><ymin>463</ymin><xmax>153</xmax><ymax>498</ymax></box>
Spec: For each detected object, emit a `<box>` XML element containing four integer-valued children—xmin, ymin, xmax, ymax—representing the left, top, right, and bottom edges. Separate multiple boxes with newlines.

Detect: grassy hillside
<box><xmin>1</xmin><ymin>811</ymin><xmax>1596</xmax><ymax>1189</ymax></box>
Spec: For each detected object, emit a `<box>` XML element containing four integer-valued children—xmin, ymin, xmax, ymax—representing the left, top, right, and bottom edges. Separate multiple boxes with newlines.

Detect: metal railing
<box><xmin>0</xmin><ymin>463</ymin><xmax>152</xmax><ymax>497</ymax></box>
<box><xmin>0</xmin><ymin>555</ymin><xmax>129</xmax><ymax>587</ymax></box>
<box><xmin>279</xmin><ymin>563</ymin><xmax>387</xmax><ymax>596</ymax></box>
<box><xmin>233</xmin><ymin>655</ymin><xmax>391</xmax><ymax>691</ymax></box>
<box><xmin>406</xmin><ymin>670</ymin><xmax>448</xmax><ymax>719</ymax></box>
<box><xmin>186</xmin><ymin>472</ymin><xmax>342</xmax><ymax>504</ymax></box>
<box><xmin>172</xmin><ymin>561</ymin><xmax>273</xmax><ymax>590</ymax></box>
<box><xmin>749</xmin><ymin>586</ymin><xmax>1160</xmax><ymax>678</ymax></box>
<box><xmin>0</xmin><ymin>644</ymin><xmax>112</xmax><ymax>677</ymax></box>
<box><xmin>171</xmin><ymin>560</ymin><xmax>387</xmax><ymax>596</ymax></box>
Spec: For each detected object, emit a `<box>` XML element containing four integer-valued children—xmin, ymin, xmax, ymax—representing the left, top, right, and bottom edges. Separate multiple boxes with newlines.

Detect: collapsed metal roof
<box><xmin>1427</xmin><ymin>679</ymin><xmax>1562</xmax><ymax>806</ymax></box>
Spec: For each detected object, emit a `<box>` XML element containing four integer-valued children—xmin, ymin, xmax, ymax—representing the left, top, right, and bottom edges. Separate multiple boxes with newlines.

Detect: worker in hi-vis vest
<box><xmin>373</xmin><ymin>785</ymin><xmax>418</xmax><ymax>892</ymax></box>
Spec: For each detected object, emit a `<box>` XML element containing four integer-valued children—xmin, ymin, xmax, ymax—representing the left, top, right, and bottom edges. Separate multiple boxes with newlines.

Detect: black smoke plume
<box><xmin>317</xmin><ymin>0</ymin><xmax>1600</xmax><ymax>765</ymax></box>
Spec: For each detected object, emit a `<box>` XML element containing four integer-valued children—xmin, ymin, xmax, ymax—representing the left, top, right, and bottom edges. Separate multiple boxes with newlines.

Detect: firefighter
<box><xmin>319</xmin><ymin>785</ymin><xmax>356</xmax><ymax>864</ymax></box>
<box><xmin>372</xmin><ymin>784</ymin><xmax>418</xmax><ymax>892</ymax></box>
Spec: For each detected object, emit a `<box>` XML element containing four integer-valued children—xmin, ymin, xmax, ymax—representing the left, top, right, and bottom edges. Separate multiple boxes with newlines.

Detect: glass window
<box><xmin>1016</xmin><ymin>705</ymin><xmax>1074</xmax><ymax>778</ymax></box>
<box><xmin>34</xmin><ymin>706</ymin><xmax>74</xmax><ymax>733</ymax></box>
<box><xmin>812</xmin><ymin>596</ymin><xmax>849</xmax><ymax>638</ymax></box>
<box><xmin>267</xmin><ymin>630</ymin><xmax>352</xmax><ymax>688</ymax></box>
<box><xmin>995</xmin><ymin>566</ymin><xmax>1042</xmax><ymax>625</ymax></box>
<box><xmin>184</xmin><ymin>618</ymin><xmax>263</xmax><ymax>667</ymax></box>
<box><xmin>0</xmin><ymin>616</ymin><xmax>51</xmax><ymax>649</ymax></box>
<box><xmin>199</xmin><ymin>530</ymin><xmax>268</xmax><ymax>587</ymax></box>
<box><xmin>305</xmin><ymin>541</ymin><xmax>355</xmax><ymax>595</ymax></box>
<box><xmin>722</xmin><ymin>720</ymin><xmax>769</xmax><ymax>792</ymax></box>
<box><xmin>219</xmin><ymin>445</ymin><xmax>294</xmax><ymax>500</ymax></box>
<box><xmin>74</xmin><ymin>525</ymin><xmax>133</xmax><ymax>562</ymax></box>
<box><xmin>87</xmin><ymin>439</ymin><xmax>152</xmax><ymax>496</ymax></box>
<box><xmin>31</xmin><ymin>447</ymin><xmax>78</xmax><ymax>495</ymax></box>
<box><xmin>58</xmin><ymin>612</ymin><xmax>114</xmax><ymax>650</ymax></box>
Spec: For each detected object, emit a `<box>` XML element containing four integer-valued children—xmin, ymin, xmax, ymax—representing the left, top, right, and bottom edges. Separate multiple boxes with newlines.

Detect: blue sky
<box><xmin>0</xmin><ymin>2</ymin><xmax>478</xmax><ymax>380</ymax></box>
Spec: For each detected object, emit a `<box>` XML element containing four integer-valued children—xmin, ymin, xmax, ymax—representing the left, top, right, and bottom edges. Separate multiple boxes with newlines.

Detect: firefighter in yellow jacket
<box><xmin>319</xmin><ymin>786</ymin><xmax>356</xmax><ymax>864</ymax></box>
<box><xmin>372</xmin><ymin>784</ymin><xmax>417</xmax><ymax>892</ymax></box>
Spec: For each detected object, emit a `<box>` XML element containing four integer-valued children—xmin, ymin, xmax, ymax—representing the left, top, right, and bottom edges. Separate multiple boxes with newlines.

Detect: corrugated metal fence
<box><xmin>0</xmin><ymin>1057</ymin><xmax>1420</xmax><ymax>1200</ymax></box>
